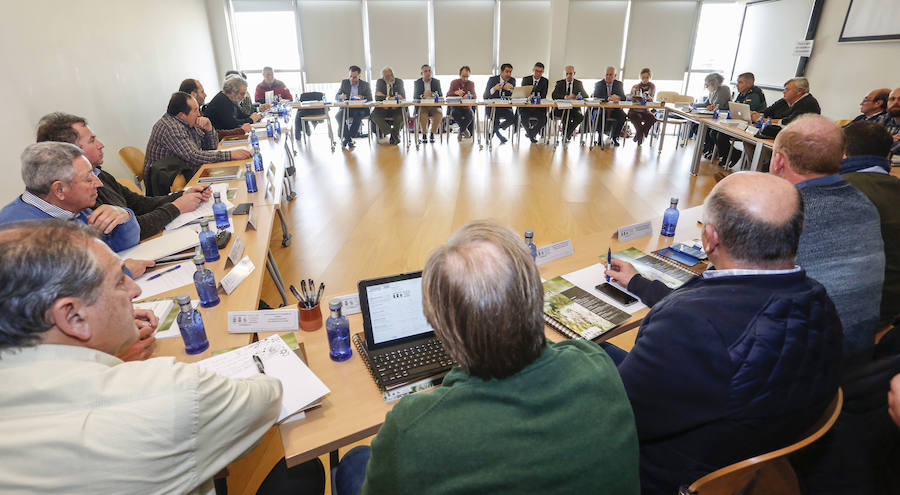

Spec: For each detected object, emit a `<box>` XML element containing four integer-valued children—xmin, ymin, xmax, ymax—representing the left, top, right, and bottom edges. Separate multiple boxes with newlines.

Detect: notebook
<box><xmin>729</xmin><ymin>102</ymin><xmax>753</xmax><ymax>123</ymax></box>
<box><xmin>356</xmin><ymin>271</ymin><xmax>455</xmax><ymax>390</ymax></box>
<box><xmin>542</xmin><ymin>264</ymin><xmax>635</xmax><ymax>342</ymax></box>
<box><xmin>613</xmin><ymin>247</ymin><xmax>699</xmax><ymax>289</ymax></box>
<box><xmin>511</xmin><ymin>85</ymin><xmax>533</xmax><ymax>98</ymax></box>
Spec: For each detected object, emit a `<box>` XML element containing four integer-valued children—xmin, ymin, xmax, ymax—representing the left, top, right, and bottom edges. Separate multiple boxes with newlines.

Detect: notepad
<box><xmin>195</xmin><ymin>335</ymin><xmax>331</xmax><ymax>423</ymax></box>
<box><xmin>118</xmin><ymin>226</ymin><xmax>199</xmax><ymax>261</ymax></box>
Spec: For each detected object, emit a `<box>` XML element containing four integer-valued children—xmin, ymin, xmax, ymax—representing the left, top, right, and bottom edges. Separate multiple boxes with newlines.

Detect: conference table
<box><xmin>275</xmin><ymin>205</ymin><xmax>706</xmax><ymax>472</ymax></box>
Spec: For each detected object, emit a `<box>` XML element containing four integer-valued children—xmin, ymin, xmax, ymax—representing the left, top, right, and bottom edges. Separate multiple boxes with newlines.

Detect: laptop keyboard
<box><xmin>371</xmin><ymin>338</ymin><xmax>455</xmax><ymax>386</ymax></box>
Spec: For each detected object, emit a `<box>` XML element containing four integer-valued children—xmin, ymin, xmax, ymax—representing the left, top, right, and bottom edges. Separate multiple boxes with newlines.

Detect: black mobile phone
<box><xmin>232</xmin><ymin>203</ymin><xmax>252</xmax><ymax>215</ymax></box>
<box><xmin>595</xmin><ymin>283</ymin><xmax>638</xmax><ymax>306</ymax></box>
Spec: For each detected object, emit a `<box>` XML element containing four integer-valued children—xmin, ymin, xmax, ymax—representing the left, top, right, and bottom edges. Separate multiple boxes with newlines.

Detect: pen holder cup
<box><xmin>298</xmin><ymin>303</ymin><xmax>323</xmax><ymax>331</ymax></box>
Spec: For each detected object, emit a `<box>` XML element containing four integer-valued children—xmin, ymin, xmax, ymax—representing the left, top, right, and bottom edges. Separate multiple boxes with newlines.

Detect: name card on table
<box><xmin>227</xmin><ymin>308</ymin><xmax>299</xmax><ymax>333</ymax></box>
<box><xmin>225</xmin><ymin>235</ymin><xmax>245</xmax><ymax>268</ymax></box>
<box><xmin>332</xmin><ymin>293</ymin><xmax>361</xmax><ymax>315</ymax></box>
<box><xmin>615</xmin><ymin>221</ymin><xmax>653</xmax><ymax>242</ymax></box>
<box><xmin>535</xmin><ymin>239</ymin><xmax>574</xmax><ymax>266</ymax></box>
<box><xmin>219</xmin><ymin>256</ymin><xmax>255</xmax><ymax>295</ymax></box>
<box><xmin>246</xmin><ymin>205</ymin><xmax>258</xmax><ymax>231</ymax></box>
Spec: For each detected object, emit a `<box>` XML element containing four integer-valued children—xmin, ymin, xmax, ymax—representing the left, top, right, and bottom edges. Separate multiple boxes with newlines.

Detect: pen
<box><xmin>147</xmin><ymin>264</ymin><xmax>180</xmax><ymax>281</ymax></box>
<box><xmin>313</xmin><ymin>282</ymin><xmax>325</xmax><ymax>306</ymax></box>
<box><xmin>300</xmin><ymin>279</ymin><xmax>310</xmax><ymax>307</ymax></box>
<box><xmin>606</xmin><ymin>248</ymin><xmax>612</xmax><ymax>283</ymax></box>
<box><xmin>290</xmin><ymin>284</ymin><xmax>304</xmax><ymax>305</ymax></box>
<box><xmin>252</xmin><ymin>354</ymin><xmax>266</xmax><ymax>374</ymax></box>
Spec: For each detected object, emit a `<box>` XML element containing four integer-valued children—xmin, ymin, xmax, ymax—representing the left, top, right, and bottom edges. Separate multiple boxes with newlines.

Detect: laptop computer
<box><xmin>358</xmin><ymin>271</ymin><xmax>455</xmax><ymax>389</ymax></box>
<box><xmin>729</xmin><ymin>102</ymin><xmax>753</xmax><ymax>123</ymax></box>
<box><xmin>511</xmin><ymin>85</ymin><xmax>534</xmax><ymax>99</ymax></box>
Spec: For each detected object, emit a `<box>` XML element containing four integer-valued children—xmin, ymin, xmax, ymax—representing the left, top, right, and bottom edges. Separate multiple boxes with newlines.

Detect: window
<box><xmin>684</xmin><ymin>1</ymin><xmax>742</xmax><ymax>100</ymax></box>
<box><xmin>232</xmin><ymin>9</ymin><xmax>302</xmax><ymax>98</ymax></box>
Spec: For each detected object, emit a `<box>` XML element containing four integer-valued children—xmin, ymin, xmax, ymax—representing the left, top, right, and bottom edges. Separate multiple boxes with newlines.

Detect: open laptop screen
<box><xmin>358</xmin><ymin>271</ymin><xmax>435</xmax><ymax>350</ymax></box>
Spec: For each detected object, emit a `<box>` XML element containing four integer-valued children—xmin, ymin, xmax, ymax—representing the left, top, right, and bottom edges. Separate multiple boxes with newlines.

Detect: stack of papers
<box><xmin>118</xmin><ymin>226</ymin><xmax>199</xmax><ymax>261</ymax></box>
<box><xmin>165</xmin><ymin>183</ymin><xmax>233</xmax><ymax>231</ymax></box>
<box><xmin>196</xmin><ymin>335</ymin><xmax>331</xmax><ymax>423</ymax></box>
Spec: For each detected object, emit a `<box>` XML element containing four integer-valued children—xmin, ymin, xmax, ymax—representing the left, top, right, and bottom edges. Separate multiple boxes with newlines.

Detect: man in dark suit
<box><xmin>551</xmin><ymin>65</ymin><xmax>589</xmax><ymax>141</ymax></box>
<box><xmin>593</xmin><ymin>66</ymin><xmax>627</xmax><ymax>146</ymax></box>
<box><xmin>335</xmin><ymin>65</ymin><xmax>372</xmax><ymax>149</ymax></box>
<box><xmin>751</xmin><ymin>77</ymin><xmax>821</xmax><ymax>125</ymax></box>
<box><xmin>413</xmin><ymin>64</ymin><xmax>443</xmax><ymax>143</ymax></box>
<box><xmin>372</xmin><ymin>67</ymin><xmax>406</xmax><ymax>145</ymax></box>
<box><xmin>483</xmin><ymin>63</ymin><xmax>516</xmax><ymax>144</ymax></box>
<box><xmin>519</xmin><ymin>62</ymin><xmax>549</xmax><ymax>144</ymax></box>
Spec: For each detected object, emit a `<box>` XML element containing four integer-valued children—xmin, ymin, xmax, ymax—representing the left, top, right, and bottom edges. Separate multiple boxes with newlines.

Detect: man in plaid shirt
<box><xmin>143</xmin><ymin>92</ymin><xmax>251</xmax><ymax>182</ymax></box>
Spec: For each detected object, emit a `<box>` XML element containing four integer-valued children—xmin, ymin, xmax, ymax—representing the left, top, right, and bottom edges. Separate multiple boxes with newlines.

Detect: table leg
<box><xmin>750</xmin><ymin>142</ymin><xmax>765</xmax><ymax>171</ymax></box>
<box><xmin>275</xmin><ymin>208</ymin><xmax>291</xmax><ymax>247</ymax></box>
<box><xmin>475</xmin><ymin>106</ymin><xmax>482</xmax><ymax>150</ymax></box>
<box><xmin>690</xmin><ymin>121</ymin><xmax>707</xmax><ymax>176</ymax></box>
<box><xmin>658</xmin><ymin>108</ymin><xmax>668</xmax><ymax>153</ymax></box>
<box><xmin>414</xmin><ymin>107</ymin><xmax>421</xmax><ymax>150</ymax></box>
<box><xmin>600</xmin><ymin>107</ymin><xmax>607</xmax><ymax>151</ymax></box>
<box><xmin>265</xmin><ymin>250</ymin><xmax>289</xmax><ymax>307</ymax></box>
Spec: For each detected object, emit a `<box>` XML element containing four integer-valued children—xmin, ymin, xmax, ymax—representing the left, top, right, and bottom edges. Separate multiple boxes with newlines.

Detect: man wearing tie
<box><xmin>551</xmin><ymin>65</ymin><xmax>589</xmax><ymax>141</ymax></box>
<box><xmin>413</xmin><ymin>64</ymin><xmax>443</xmax><ymax>144</ymax></box>
<box><xmin>335</xmin><ymin>65</ymin><xmax>372</xmax><ymax>149</ymax></box>
<box><xmin>593</xmin><ymin>66</ymin><xmax>627</xmax><ymax>146</ymax></box>
<box><xmin>520</xmin><ymin>62</ymin><xmax>549</xmax><ymax>144</ymax></box>
<box><xmin>483</xmin><ymin>63</ymin><xmax>516</xmax><ymax>145</ymax></box>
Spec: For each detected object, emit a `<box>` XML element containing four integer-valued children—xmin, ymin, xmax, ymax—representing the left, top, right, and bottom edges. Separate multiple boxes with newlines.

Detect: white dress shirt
<box><xmin>0</xmin><ymin>344</ymin><xmax>282</xmax><ymax>495</ymax></box>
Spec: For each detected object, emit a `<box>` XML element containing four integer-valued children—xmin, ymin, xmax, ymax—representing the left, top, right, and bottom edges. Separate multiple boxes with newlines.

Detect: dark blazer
<box><xmin>483</xmin><ymin>75</ymin><xmax>516</xmax><ymax>99</ymax></box>
<box><xmin>413</xmin><ymin>77</ymin><xmax>443</xmax><ymax>99</ymax></box>
<box><xmin>205</xmin><ymin>91</ymin><xmax>252</xmax><ymax>130</ymax></box>
<box><xmin>335</xmin><ymin>79</ymin><xmax>372</xmax><ymax>101</ymax></box>
<box><xmin>520</xmin><ymin>75</ymin><xmax>549</xmax><ymax>99</ymax></box>
<box><xmin>592</xmin><ymin>79</ymin><xmax>626</xmax><ymax>101</ymax></box>
<box><xmin>619</xmin><ymin>270</ymin><xmax>842</xmax><ymax>494</ymax></box>
<box><xmin>374</xmin><ymin>78</ymin><xmax>405</xmax><ymax>101</ymax></box>
<box><xmin>551</xmin><ymin>79</ymin><xmax>589</xmax><ymax>100</ymax></box>
<box><xmin>762</xmin><ymin>93</ymin><xmax>821</xmax><ymax>124</ymax></box>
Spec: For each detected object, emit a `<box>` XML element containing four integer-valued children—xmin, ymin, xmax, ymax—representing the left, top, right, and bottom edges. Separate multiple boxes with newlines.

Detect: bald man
<box><xmin>849</xmin><ymin>88</ymin><xmax>890</xmax><ymax>124</ymax></box>
<box><xmin>770</xmin><ymin>114</ymin><xmax>884</xmax><ymax>364</ymax></box>
<box><xmin>605</xmin><ymin>172</ymin><xmax>842</xmax><ymax>494</ymax></box>
<box><xmin>551</xmin><ymin>65</ymin><xmax>589</xmax><ymax>140</ymax></box>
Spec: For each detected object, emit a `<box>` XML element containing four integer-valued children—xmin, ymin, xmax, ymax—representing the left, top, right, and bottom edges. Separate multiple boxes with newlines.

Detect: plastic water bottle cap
<box><xmin>193</xmin><ymin>254</ymin><xmax>205</xmax><ymax>266</ymax></box>
<box><xmin>200</xmin><ymin>219</ymin><xmax>210</xmax><ymax>229</ymax></box>
<box><xmin>213</xmin><ymin>191</ymin><xmax>221</xmax><ymax>199</ymax></box>
<box><xmin>525</xmin><ymin>229</ymin><xmax>534</xmax><ymax>238</ymax></box>
<box><xmin>176</xmin><ymin>294</ymin><xmax>191</xmax><ymax>306</ymax></box>
<box><xmin>329</xmin><ymin>300</ymin><xmax>342</xmax><ymax>311</ymax></box>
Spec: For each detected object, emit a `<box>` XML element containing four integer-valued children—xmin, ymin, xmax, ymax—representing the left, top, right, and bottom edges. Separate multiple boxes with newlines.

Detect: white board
<box><xmin>839</xmin><ymin>0</ymin><xmax>900</xmax><ymax>42</ymax></box>
<box><xmin>732</xmin><ymin>0</ymin><xmax>815</xmax><ymax>89</ymax></box>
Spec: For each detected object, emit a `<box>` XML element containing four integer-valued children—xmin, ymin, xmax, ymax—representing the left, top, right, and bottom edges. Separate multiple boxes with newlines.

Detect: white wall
<box><xmin>0</xmin><ymin>0</ymin><xmax>221</xmax><ymax>204</ymax></box>
<box><xmin>804</xmin><ymin>0</ymin><xmax>900</xmax><ymax>120</ymax></box>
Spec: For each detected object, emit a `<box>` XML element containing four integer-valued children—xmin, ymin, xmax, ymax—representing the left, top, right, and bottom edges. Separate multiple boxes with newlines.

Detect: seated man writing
<box><xmin>606</xmin><ymin>171</ymin><xmax>842</xmax><ymax>494</ymax></box>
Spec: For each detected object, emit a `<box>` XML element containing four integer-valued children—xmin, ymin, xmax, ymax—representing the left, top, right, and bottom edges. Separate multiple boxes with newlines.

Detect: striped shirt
<box><xmin>21</xmin><ymin>191</ymin><xmax>82</xmax><ymax>220</ymax></box>
<box><xmin>143</xmin><ymin>114</ymin><xmax>232</xmax><ymax>180</ymax></box>
<box><xmin>702</xmin><ymin>265</ymin><xmax>801</xmax><ymax>279</ymax></box>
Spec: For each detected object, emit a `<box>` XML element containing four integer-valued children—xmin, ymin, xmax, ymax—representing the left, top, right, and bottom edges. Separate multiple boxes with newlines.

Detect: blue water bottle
<box><xmin>524</xmin><ymin>230</ymin><xmax>537</xmax><ymax>261</ymax></box>
<box><xmin>253</xmin><ymin>150</ymin><xmax>264</xmax><ymax>171</ymax></box>
<box><xmin>326</xmin><ymin>299</ymin><xmax>352</xmax><ymax>362</ymax></box>
<box><xmin>244</xmin><ymin>163</ymin><xmax>258</xmax><ymax>193</ymax></box>
<box><xmin>198</xmin><ymin>220</ymin><xmax>220</xmax><ymax>262</ymax></box>
<box><xmin>274</xmin><ymin>119</ymin><xmax>282</xmax><ymax>138</ymax></box>
<box><xmin>266</xmin><ymin>121</ymin><xmax>274</xmax><ymax>138</ymax></box>
<box><xmin>212</xmin><ymin>192</ymin><xmax>229</xmax><ymax>229</ymax></box>
<box><xmin>176</xmin><ymin>294</ymin><xmax>209</xmax><ymax>355</ymax></box>
<box><xmin>192</xmin><ymin>254</ymin><xmax>220</xmax><ymax>308</ymax></box>
<box><xmin>250</xmin><ymin>131</ymin><xmax>259</xmax><ymax>148</ymax></box>
<box><xmin>712</xmin><ymin>105</ymin><xmax>720</xmax><ymax>120</ymax></box>
<box><xmin>661</xmin><ymin>198</ymin><xmax>680</xmax><ymax>237</ymax></box>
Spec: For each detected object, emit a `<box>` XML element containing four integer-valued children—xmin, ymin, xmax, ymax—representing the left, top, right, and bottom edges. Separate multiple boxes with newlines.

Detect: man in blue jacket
<box><xmin>0</xmin><ymin>142</ymin><xmax>140</xmax><ymax>253</ymax></box>
<box><xmin>606</xmin><ymin>171</ymin><xmax>842</xmax><ymax>494</ymax></box>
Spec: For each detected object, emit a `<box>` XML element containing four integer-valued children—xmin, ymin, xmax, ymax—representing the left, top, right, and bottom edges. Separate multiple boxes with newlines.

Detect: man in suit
<box><xmin>551</xmin><ymin>65</ymin><xmax>589</xmax><ymax>141</ymax></box>
<box><xmin>751</xmin><ymin>77</ymin><xmax>821</xmax><ymax>125</ymax></box>
<box><xmin>519</xmin><ymin>62</ymin><xmax>549</xmax><ymax>144</ymax></box>
<box><xmin>414</xmin><ymin>64</ymin><xmax>443</xmax><ymax>144</ymax></box>
<box><xmin>593</xmin><ymin>66</ymin><xmax>627</xmax><ymax>146</ymax></box>
<box><xmin>335</xmin><ymin>65</ymin><xmax>372</xmax><ymax>149</ymax></box>
<box><xmin>483</xmin><ymin>63</ymin><xmax>516</xmax><ymax>145</ymax></box>
<box><xmin>372</xmin><ymin>67</ymin><xmax>406</xmax><ymax>145</ymax></box>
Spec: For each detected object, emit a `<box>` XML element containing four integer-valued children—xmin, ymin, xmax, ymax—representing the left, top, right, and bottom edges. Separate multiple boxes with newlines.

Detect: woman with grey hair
<box><xmin>702</xmin><ymin>73</ymin><xmax>732</xmax><ymax>157</ymax></box>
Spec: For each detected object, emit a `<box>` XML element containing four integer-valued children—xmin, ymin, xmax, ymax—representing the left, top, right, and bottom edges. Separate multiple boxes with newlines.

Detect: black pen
<box><xmin>313</xmin><ymin>282</ymin><xmax>325</xmax><ymax>306</ymax></box>
<box><xmin>252</xmin><ymin>354</ymin><xmax>266</xmax><ymax>374</ymax></box>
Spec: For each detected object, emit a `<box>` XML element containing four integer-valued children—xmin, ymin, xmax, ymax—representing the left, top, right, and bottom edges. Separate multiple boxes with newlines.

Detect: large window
<box><xmin>232</xmin><ymin>8</ymin><xmax>302</xmax><ymax>98</ymax></box>
<box><xmin>684</xmin><ymin>1</ymin><xmax>742</xmax><ymax>101</ymax></box>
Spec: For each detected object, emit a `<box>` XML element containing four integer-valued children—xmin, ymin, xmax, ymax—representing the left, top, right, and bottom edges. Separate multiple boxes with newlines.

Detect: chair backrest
<box><xmin>170</xmin><ymin>174</ymin><xmax>186</xmax><ymax>193</ymax></box>
<box><xmin>683</xmin><ymin>388</ymin><xmax>843</xmax><ymax>495</ymax></box>
<box><xmin>118</xmin><ymin>146</ymin><xmax>146</xmax><ymax>185</ymax></box>
<box><xmin>658</xmin><ymin>91</ymin><xmax>680</xmax><ymax>101</ymax></box>
<box><xmin>116</xmin><ymin>177</ymin><xmax>142</xmax><ymax>195</ymax></box>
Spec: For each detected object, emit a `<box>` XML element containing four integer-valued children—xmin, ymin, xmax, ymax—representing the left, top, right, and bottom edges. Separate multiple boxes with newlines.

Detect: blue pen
<box><xmin>147</xmin><ymin>264</ymin><xmax>181</xmax><ymax>281</ymax></box>
<box><xmin>606</xmin><ymin>248</ymin><xmax>612</xmax><ymax>283</ymax></box>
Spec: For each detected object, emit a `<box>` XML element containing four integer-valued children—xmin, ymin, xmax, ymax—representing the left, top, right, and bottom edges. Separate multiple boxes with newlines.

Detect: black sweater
<box><xmin>95</xmin><ymin>168</ymin><xmax>182</xmax><ymax>240</ymax></box>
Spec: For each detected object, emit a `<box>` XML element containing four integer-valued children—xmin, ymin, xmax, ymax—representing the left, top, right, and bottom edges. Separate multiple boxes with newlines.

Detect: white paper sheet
<box><xmin>195</xmin><ymin>335</ymin><xmax>331</xmax><ymax>422</ymax></box>
<box><xmin>134</xmin><ymin>263</ymin><xmax>195</xmax><ymax>301</ymax></box>
<box><xmin>118</xmin><ymin>227</ymin><xmax>199</xmax><ymax>261</ymax></box>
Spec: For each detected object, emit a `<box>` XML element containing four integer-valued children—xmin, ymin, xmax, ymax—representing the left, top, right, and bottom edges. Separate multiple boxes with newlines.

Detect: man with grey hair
<box><xmin>372</xmin><ymin>67</ymin><xmax>406</xmax><ymax>145</ymax></box>
<box><xmin>593</xmin><ymin>66</ymin><xmax>627</xmax><ymax>146</ymax></box>
<box><xmin>0</xmin><ymin>142</ymin><xmax>140</xmax><ymax>253</ymax></box>
<box><xmin>335</xmin><ymin>220</ymin><xmax>640</xmax><ymax>494</ymax></box>
<box><xmin>205</xmin><ymin>75</ymin><xmax>263</xmax><ymax>131</ymax></box>
<box><xmin>0</xmin><ymin>220</ymin><xmax>282</xmax><ymax>494</ymax></box>
<box><xmin>751</xmin><ymin>76</ymin><xmax>820</xmax><ymax>125</ymax></box>
<box><xmin>605</xmin><ymin>171</ymin><xmax>842</xmax><ymax>493</ymax></box>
